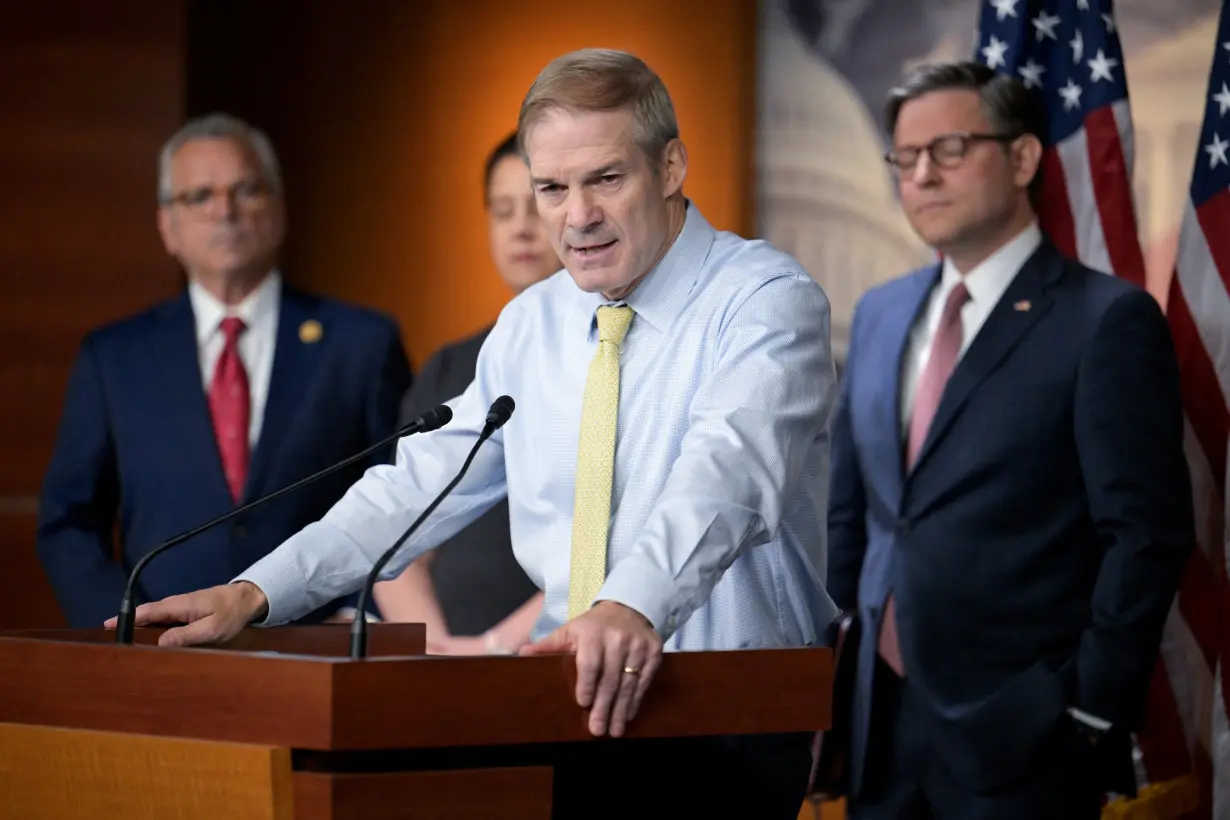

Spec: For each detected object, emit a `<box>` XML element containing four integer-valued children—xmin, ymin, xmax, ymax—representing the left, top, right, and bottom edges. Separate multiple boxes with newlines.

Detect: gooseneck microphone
<box><xmin>349</xmin><ymin>395</ymin><xmax>515</xmax><ymax>660</ymax></box>
<box><xmin>113</xmin><ymin>404</ymin><xmax>454</xmax><ymax>645</ymax></box>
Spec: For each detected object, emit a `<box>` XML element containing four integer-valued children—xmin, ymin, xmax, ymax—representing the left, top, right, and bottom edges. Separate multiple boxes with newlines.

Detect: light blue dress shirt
<box><xmin>236</xmin><ymin>203</ymin><xmax>840</xmax><ymax>650</ymax></box>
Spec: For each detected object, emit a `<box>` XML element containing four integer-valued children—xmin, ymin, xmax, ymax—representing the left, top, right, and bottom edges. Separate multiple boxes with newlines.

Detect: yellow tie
<box><xmin>567</xmin><ymin>304</ymin><xmax>634</xmax><ymax>620</ymax></box>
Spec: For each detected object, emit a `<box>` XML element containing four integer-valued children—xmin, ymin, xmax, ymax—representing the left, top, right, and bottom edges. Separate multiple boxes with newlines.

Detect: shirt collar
<box><xmin>938</xmin><ymin>221</ymin><xmax>1041</xmax><ymax>307</ymax></box>
<box><xmin>576</xmin><ymin>200</ymin><xmax>714</xmax><ymax>335</ymax></box>
<box><xmin>188</xmin><ymin>269</ymin><xmax>282</xmax><ymax>345</ymax></box>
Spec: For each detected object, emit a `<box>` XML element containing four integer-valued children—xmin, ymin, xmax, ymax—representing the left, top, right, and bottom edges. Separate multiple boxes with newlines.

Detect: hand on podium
<box><xmin>103</xmin><ymin>581</ymin><xmax>269</xmax><ymax>647</ymax></box>
<box><xmin>520</xmin><ymin>600</ymin><xmax>663</xmax><ymax>739</ymax></box>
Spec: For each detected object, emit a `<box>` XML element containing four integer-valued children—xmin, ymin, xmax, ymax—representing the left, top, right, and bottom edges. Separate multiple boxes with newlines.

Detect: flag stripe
<box><xmin>1167</xmin><ymin>274</ymin><xmax>1230</xmax><ymax>494</ymax></box>
<box><xmin>1057</xmin><ymin>125</ymin><xmax>1114</xmax><ymax>274</ymax></box>
<box><xmin>1139</xmin><ymin>646</ymin><xmax>1194</xmax><ymax>781</ymax></box>
<box><xmin>1212</xmin><ymin>662</ymin><xmax>1230</xmax><ymax>820</ymax></box>
<box><xmin>1194</xmin><ymin>190</ymin><xmax>1230</xmax><ymax>306</ymax></box>
<box><xmin>1088</xmin><ymin>101</ymin><xmax>1147</xmax><ymax>286</ymax></box>
<box><xmin>1176</xmin><ymin>548</ymin><xmax>1224</xmax><ymax>673</ymax></box>
<box><xmin>1038</xmin><ymin>148</ymin><xmax>1079</xmax><ymax>259</ymax></box>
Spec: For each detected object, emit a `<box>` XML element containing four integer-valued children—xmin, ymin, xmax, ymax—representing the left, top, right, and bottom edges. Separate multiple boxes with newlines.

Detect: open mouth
<box><xmin>572</xmin><ymin>239</ymin><xmax>616</xmax><ymax>258</ymax></box>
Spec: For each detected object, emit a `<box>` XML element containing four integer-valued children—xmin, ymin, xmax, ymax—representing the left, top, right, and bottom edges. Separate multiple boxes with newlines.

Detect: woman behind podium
<box><xmin>372</xmin><ymin>133</ymin><xmax>559</xmax><ymax>654</ymax></box>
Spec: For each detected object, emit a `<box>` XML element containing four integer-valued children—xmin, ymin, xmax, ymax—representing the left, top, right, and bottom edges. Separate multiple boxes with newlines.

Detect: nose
<box><xmin>204</xmin><ymin>188</ymin><xmax>240</xmax><ymax>222</ymax></box>
<box><xmin>513</xmin><ymin>207</ymin><xmax>537</xmax><ymax>239</ymax></box>
<box><xmin>564</xmin><ymin>188</ymin><xmax>602</xmax><ymax>234</ymax></box>
<box><xmin>910</xmin><ymin>153</ymin><xmax>941</xmax><ymax>188</ymax></box>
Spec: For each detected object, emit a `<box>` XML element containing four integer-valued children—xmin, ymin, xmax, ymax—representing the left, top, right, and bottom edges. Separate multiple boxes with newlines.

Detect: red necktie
<box><xmin>209</xmin><ymin>316</ymin><xmax>250</xmax><ymax>503</ymax></box>
<box><xmin>880</xmin><ymin>281</ymin><xmax>970</xmax><ymax>676</ymax></box>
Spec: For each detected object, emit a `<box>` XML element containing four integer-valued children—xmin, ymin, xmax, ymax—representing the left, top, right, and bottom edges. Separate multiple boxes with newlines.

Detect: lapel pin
<box><xmin>1013</xmin><ymin>300</ymin><xmax>1032</xmax><ymax>312</ymax></box>
<box><xmin>299</xmin><ymin>319</ymin><xmax>323</xmax><ymax>343</ymax></box>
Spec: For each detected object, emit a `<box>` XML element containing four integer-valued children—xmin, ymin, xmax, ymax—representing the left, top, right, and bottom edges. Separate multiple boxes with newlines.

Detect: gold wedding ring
<box><xmin>623</xmin><ymin>666</ymin><xmax>640</xmax><ymax>676</ymax></box>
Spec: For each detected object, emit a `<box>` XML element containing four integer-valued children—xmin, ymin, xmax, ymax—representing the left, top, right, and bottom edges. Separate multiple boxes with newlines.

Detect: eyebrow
<box><xmin>531</xmin><ymin>163</ymin><xmax>627</xmax><ymax>188</ymax></box>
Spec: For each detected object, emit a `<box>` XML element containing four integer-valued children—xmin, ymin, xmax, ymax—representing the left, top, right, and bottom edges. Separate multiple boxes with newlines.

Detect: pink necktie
<box><xmin>208</xmin><ymin>317</ymin><xmax>250</xmax><ymax>503</ymax></box>
<box><xmin>880</xmin><ymin>281</ymin><xmax>970</xmax><ymax>676</ymax></box>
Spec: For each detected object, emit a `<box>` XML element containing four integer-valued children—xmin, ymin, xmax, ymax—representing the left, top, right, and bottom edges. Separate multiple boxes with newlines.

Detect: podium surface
<box><xmin>0</xmin><ymin>626</ymin><xmax>832</xmax><ymax>819</ymax></box>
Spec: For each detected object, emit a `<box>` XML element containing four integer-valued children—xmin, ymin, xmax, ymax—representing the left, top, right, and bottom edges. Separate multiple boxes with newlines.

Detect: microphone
<box><xmin>350</xmin><ymin>395</ymin><xmax>515</xmax><ymax>659</ymax></box>
<box><xmin>113</xmin><ymin>404</ymin><xmax>454</xmax><ymax>645</ymax></box>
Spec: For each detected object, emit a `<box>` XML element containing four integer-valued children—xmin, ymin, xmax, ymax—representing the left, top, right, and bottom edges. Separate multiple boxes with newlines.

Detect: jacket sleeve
<box><xmin>36</xmin><ymin>335</ymin><xmax>130</xmax><ymax>626</ymax></box>
<box><xmin>826</xmin><ymin>299</ymin><xmax>869</xmax><ymax>612</ymax></box>
<box><xmin>1069</xmin><ymin>288</ymin><xmax>1195</xmax><ymax>729</ymax></box>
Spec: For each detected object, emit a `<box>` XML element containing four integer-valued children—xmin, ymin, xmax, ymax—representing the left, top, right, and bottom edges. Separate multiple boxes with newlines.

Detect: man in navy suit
<box><xmin>828</xmin><ymin>62</ymin><xmax>1194</xmax><ymax>818</ymax></box>
<box><xmin>37</xmin><ymin>113</ymin><xmax>410</xmax><ymax>628</ymax></box>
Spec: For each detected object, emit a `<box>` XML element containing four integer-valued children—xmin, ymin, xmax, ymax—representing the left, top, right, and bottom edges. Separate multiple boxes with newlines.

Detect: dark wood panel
<box><xmin>0</xmin><ymin>511</ymin><xmax>63</xmax><ymax>630</ymax></box>
<box><xmin>0</xmin><ymin>1</ymin><xmax>186</xmax><ymax>498</ymax></box>
<box><xmin>330</xmin><ymin>647</ymin><xmax>833</xmax><ymax>749</ymax></box>
<box><xmin>0</xmin><ymin>633</ymin><xmax>338</xmax><ymax>749</ymax></box>
<box><xmin>0</xmin><ymin>631</ymin><xmax>831</xmax><ymax>751</ymax></box>
<box><xmin>292</xmin><ymin>767</ymin><xmax>553</xmax><ymax>820</ymax></box>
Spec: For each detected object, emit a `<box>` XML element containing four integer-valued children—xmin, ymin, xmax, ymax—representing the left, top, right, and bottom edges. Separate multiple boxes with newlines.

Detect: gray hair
<box><xmin>517</xmin><ymin>48</ymin><xmax>680</xmax><ymax>169</ymax></box>
<box><xmin>157</xmin><ymin>112</ymin><xmax>283</xmax><ymax>203</ymax></box>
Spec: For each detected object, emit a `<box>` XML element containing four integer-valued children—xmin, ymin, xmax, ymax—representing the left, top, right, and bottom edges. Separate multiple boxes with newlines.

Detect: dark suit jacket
<box><xmin>393</xmin><ymin>325</ymin><xmax>538</xmax><ymax>636</ymax></box>
<box><xmin>827</xmin><ymin>239</ymin><xmax>1194</xmax><ymax>797</ymax></box>
<box><xmin>37</xmin><ymin>284</ymin><xmax>411</xmax><ymax>627</ymax></box>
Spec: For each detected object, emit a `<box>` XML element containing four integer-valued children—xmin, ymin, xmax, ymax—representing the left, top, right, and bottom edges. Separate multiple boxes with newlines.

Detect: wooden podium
<box><xmin>0</xmin><ymin>625</ymin><xmax>832</xmax><ymax>819</ymax></box>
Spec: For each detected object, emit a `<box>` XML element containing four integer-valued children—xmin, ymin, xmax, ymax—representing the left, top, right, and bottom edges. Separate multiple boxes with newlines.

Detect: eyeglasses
<box><xmin>885</xmin><ymin>132</ymin><xmax>1020</xmax><ymax>174</ymax></box>
<box><xmin>162</xmin><ymin>179</ymin><xmax>272</xmax><ymax>213</ymax></box>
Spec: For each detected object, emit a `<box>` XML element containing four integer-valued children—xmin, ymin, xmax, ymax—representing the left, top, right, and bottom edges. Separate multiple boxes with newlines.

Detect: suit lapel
<box><xmin>880</xmin><ymin>265</ymin><xmax>941</xmax><ymax>504</ymax></box>
<box><xmin>157</xmin><ymin>294</ymin><xmax>234</xmax><ymax>504</ymax></box>
<box><xmin>244</xmin><ymin>288</ymin><xmax>321</xmax><ymax>501</ymax></box>
<box><xmin>908</xmin><ymin>242</ymin><xmax>1061</xmax><ymax>475</ymax></box>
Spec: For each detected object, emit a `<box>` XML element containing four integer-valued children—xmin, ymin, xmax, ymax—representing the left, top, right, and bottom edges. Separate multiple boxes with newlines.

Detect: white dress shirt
<box><xmin>236</xmin><ymin>204</ymin><xmax>840</xmax><ymax>650</ymax></box>
<box><xmin>899</xmin><ymin>222</ymin><xmax>1042</xmax><ymax>434</ymax></box>
<box><xmin>188</xmin><ymin>271</ymin><xmax>281</xmax><ymax>449</ymax></box>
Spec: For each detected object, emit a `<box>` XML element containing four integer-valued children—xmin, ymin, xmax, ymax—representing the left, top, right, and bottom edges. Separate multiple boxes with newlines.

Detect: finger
<box><xmin>132</xmin><ymin>597</ymin><xmax>198</xmax><ymax>627</ymax></box>
<box><xmin>158</xmin><ymin>614</ymin><xmax>225</xmax><ymax>648</ymax></box>
<box><xmin>572</xmin><ymin>627</ymin><xmax>606</xmax><ymax>711</ymax></box>
<box><xmin>103</xmin><ymin>616</ymin><xmax>117</xmax><ymax>628</ymax></box>
<box><xmin>628</xmin><ymin>646</ymin><xmax>663</xmax><ymax>722</ymax></box>
<box><xmin>519</xmin><ymin>628</ymin><xmax>570</xmax><ymax>657</ymax></box>
<box><xmin>606</xmin><ymin>646</ymin><xmax>645</xmax><ymax>738</ymax></box>
<box><xmin>587</xmin><ymin>633</ymin><xmax>627</xmax><ymax>736</ymax></box>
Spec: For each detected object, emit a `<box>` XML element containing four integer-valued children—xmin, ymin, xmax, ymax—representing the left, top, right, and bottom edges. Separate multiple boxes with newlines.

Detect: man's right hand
<box><xmin>102</xmin><ymin>581</ymin><xmax>268</xmax><ymax>648</ymax></box>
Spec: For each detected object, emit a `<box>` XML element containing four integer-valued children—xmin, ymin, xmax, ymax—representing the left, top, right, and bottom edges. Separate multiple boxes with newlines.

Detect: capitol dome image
<box><xmin>755</xmin><ymin>0</ymin><xmax>934</xmax><ymax>360</ymax></box>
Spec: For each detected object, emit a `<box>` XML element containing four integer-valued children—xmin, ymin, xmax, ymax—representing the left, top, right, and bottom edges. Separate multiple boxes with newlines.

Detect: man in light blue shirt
<box><xmin>118</xmin><ymin>47</ymin><xmax>838</xmax><ymax>819</ymax></box>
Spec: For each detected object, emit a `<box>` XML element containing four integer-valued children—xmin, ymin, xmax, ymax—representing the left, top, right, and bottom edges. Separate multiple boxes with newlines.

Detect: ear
<box><xmin>156</xmin><ymin>206</ymin><xmax>179</xmax><ymax>256</ymax></box>
<box><xmin>1011</xmin><ymin>133</ymin><xmax>1044</xmax><ymax>191</ymax></box>
<box><xmin>659</xmin><ymin>138</ymin><xmax>688</xmax><ymax>198</ymax></box>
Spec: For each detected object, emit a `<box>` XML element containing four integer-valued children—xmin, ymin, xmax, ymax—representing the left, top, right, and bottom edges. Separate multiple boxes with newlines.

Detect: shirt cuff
<box><xmin>232</xmin><ymin>558</ymin><xmax>311</xmax><ymax>627</ymax></box>
<box><xmin>1067</xmin><ymin>706</ymin><xmax>1112</xmax><ymax>732</ymax></box>
<box><xmin>593</xmin><ymin>552</ymin><xmax>682</xmax><ymax>638</ymax></box>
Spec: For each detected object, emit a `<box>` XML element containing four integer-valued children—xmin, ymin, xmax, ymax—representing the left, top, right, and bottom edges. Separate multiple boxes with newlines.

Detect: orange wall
<box><xmin>266</xmin><ymin>0</ymin><xmax>758</xmax><ymax>367</ymax></box>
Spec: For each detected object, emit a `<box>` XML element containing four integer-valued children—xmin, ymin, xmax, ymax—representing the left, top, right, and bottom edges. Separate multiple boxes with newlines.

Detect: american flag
<box><xmin>1158</xmin><ymin>2</ymin><xmax>1230</xmax><ymax>817</ymax></box>
<box><xmin>976</xmin><ymin>0</ymin><xmax>1229</xmax><ymax>816</ymax></box>
<box><xmin>976</xmin><ymin>0</ymin><xmax>1143</xmax><ymax>284</ymax></box>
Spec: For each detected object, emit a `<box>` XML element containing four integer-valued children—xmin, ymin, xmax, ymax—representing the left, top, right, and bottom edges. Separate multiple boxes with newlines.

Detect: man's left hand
<box><xmin>520</xmin><ymin>601</ymin><xmax>663</xmax><ymax>737</ymax></box>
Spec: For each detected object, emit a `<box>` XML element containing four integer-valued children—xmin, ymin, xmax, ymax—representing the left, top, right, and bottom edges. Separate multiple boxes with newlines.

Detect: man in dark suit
<box><xmin>828</xmin><ymin>62</ymin><xmax>1194</xmax><ymax>819</ymax></box>
<box><xmin>37</xmin><ymin>112</ymin><xmax>410</xmax><ymax>628</ymax></box>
